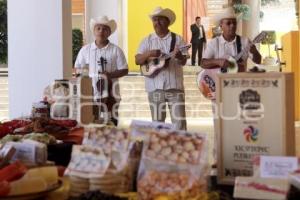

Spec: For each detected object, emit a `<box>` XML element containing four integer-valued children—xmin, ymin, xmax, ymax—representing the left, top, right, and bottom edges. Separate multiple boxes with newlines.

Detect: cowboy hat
<box><xmin>213</xmin><ymin>7</ymin><xmax>241</xmax><ymax>25</ymax></box>
<box><xmin>89</xmin><ymin>16</ymin><xmax>117</xmax><ymax>34</ymax></box>
<box><xmin>149</xmin><ymin>7</ymin><xmax>176</xmax><ymax>26</ymax></box>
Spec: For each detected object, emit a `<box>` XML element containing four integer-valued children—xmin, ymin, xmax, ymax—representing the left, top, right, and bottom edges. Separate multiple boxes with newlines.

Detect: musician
<box><xmin>201</xmin><ymin>7</ymin><xmax>261</xmax><ymax>72</ymax></box>
<box><xmin>200</xmin><ymin>7</ymin><xmax>262</xmax><ymax>164</ymax></box>
<box><xmin>135</xmin><ymin>7</ymin><xmax>188</xmax><ymax>130</ymax></box>
<box><xmin>74</xmin><ymin>16</ymin><xmax>128</xmax><ymax>126</ymax></box>
<box><xmin>190</xmin><ymin>16</ymin><xmax>206</xmax><ymax>66</ymax></box>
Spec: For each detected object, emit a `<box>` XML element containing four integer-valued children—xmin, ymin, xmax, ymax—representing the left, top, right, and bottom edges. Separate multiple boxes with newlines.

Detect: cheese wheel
<box><xmin>9</xmin><ymin>177</ymin><xmax>47</xmax><ymax>195</ymax></box>
<box><xmin>24</xmin><ymin>166</ymin><xmax>58</xmax><ymax>186</ymax></box>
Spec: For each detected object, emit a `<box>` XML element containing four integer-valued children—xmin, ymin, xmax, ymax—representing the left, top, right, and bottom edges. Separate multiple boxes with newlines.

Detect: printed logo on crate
<box><xmin>239</xmin><ymin>89</ymin><xmax>261</xmax><ymax>110</ymax></box>
<box><xmin>243</xmin><ymin>125</ymin><xmax>259</xmax><ymax>143</ymax></box>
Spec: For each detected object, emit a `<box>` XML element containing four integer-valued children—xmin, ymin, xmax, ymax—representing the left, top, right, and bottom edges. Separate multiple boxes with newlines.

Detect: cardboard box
<box><xmin>216</xmin><ymin>72</ymin><xmax>295</xmax><ymax>185</ymax></box>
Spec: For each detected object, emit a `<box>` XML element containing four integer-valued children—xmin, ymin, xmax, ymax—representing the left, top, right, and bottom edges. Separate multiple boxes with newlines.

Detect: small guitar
<box><xmin>140</xmin><ymin>44</ymin><xmax>191</xmax><ymax>77</ymax></box>
<box><xmin>197</xmin><ymin>31</ymin><xmax>268</xmax><ymax>100</ymax></box>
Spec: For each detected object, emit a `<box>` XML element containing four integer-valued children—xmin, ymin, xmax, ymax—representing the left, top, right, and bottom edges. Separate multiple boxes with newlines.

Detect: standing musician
<box><xmin>74</xmin><ymin>16</ymin><xmax>128</xmax><ymax>126</ymax></box>
<box><xmin>201</xmin><ymin>7</ymin><xmax>262</xmax><ymax>163</ymax></box>
<box><xmin>135</xmin><ymin>7</ymin><xmax>188</xmax><ymax>130</ymax></box>
<box><xmin>201</xmin><ymin>7</ymin><xmax>261</xmax><ymax>73</ymax></box>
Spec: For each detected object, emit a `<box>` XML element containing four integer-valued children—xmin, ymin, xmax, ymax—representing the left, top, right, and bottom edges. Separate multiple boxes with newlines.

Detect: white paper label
<box><xmin>260</xmin><ymin>156</ymin><xmax>298</xmax><ymax>178</ymax></box>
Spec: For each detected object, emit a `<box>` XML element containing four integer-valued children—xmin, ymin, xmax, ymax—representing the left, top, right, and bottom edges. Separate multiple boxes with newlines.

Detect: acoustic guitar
<box><xmin>197</xmin><ymin>31</ymin><xmax>268</xmax><ymax>100</ymax></box>
<box><xmin>140</xmin><ymin>44</ymin><xmax>191</xmax><ymax>77</ymax></box>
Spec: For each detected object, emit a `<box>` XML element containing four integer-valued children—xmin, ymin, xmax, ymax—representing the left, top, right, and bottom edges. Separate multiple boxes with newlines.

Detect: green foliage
<box><xmin>72</xmin><ymin>28</ymin><xmax>83</xmax><ymax>66</ymax></box>
<box><xmin>232</xmin><ymin>0</ymin><xmax>242</xmax><ymax>4</ymax></box>
<box><xmin>0</xmin><ymin>0</ymin><xmax>7</xmax><ymax>64</ymax></box>
<box><xmin>261</xmin><ymin>0</ymin><xmax>280</xmax><ymax>6</ymax></box>
<box><xmin>261</xmin><ymin>31</ymin><xmax>276</xmax><ymax>57</ymax></box>
<box><xmin>261</xmin><ymin>31</ymin><xmax>276</xmax><ymax>45</ymax></box>
<box><xmin>233</xmin><ymin>4</ymin><xmax>251</xmax><ymax>20</ymax></box>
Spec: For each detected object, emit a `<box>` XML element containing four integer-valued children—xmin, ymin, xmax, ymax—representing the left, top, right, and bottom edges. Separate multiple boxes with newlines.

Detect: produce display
<box><xmin>0</xmin><ymin>111</ymin><xmax>291</xmax><ymax>200</ymax></box>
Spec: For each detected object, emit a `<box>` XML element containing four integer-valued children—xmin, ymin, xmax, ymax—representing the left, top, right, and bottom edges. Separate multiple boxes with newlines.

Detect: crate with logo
<box><xmin>215</xmin><ymin>72</ymin><xmax>295</xmax><ymax>185</ymax></box>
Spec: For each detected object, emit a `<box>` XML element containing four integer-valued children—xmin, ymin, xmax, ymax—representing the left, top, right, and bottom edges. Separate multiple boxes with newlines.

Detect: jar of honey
<box><xmin>32</xmin><ymin>101</ymin><xmax>50</xmax><ymax>118</ymax></box>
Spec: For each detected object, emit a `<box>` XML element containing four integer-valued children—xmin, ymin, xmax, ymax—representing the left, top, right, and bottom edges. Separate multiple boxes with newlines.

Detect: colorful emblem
<box><xmin>243</xmin><ymin>125</ymin><xmax>259</xmax><ymax>142</ymax></box>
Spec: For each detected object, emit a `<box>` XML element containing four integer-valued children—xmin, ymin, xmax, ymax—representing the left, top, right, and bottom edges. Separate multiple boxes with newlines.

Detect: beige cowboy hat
<box><xmin>89</xmin><ymin>15</ymin><xmax>117</xmax><ymax>34</ymax></box>
<box><xmin>149</xmin><ymin>6</ymin><xmax>176</xmax><ymax>26</ymax></box>
<box><xmin>213</xmin><ymin>7</ymin><xmax>241</xmax><ymax>25</ymax></box>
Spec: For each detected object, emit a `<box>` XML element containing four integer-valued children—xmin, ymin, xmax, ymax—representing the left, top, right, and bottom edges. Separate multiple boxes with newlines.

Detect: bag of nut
<box><xmin>81</xmin><ymin>126</ymin><xmax>135</xmax><ymax>194</ymax></box>
<box><xmin>65</xmin><ymin>145</ymin><xmax>111</xmax><ymax>179</ymax></box>
<box><xmin>137</xmin><ymin>130</ymin><xmax>209</xmax><ymax>200</ymax></box>
<box><xmin>83</xmin><ymin>126</ymin><xmax>130</xmax><ymax>153</ymax></box>
<box><xmin>129</xmin><ymin>120</ymin><xmax>175</xmax><ymax>141</ymax></box>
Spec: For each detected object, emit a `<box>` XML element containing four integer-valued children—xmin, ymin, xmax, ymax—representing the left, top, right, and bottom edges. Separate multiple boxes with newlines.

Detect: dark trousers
<box><xmin>93</xmin><ymin>100</ymin><xmax>119</xmax><ymax>126</ymax></box>
<box><xmin>191</xmin><ymin>39</ymin><xmax>204</xmax><ymax>66</ymax></box>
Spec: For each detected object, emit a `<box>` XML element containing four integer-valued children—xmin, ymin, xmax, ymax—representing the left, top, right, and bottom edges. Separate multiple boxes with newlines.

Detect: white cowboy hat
<box><xmin>89</xmin><ymin>15</ymin><xmax>117</xmax><ymax>34</ymax></box>
<box><xmin>149</xmin><ymin>7</ymin><xmax>176</xmax><ymax>26</ymax></box>
<box><xmin>213</xmin><ymin>7</ymin><xmax>241</xmax><ymax>25</ymax></box>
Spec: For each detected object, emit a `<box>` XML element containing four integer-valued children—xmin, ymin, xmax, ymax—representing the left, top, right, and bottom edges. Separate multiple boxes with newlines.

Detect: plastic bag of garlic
<box><xmin>137</xmin><ymin>130</ymin><xmax>209</xmax><ymax>200</ymax></box>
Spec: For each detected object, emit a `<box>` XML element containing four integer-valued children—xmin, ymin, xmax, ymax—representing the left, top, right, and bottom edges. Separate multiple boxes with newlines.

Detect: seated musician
<box><xmin>74</xmin><ymin>16</ymin><xmax>128</xmax><ymax>126</ymax></box>
<box><xmin>135</xmin><ymin>7</ymin><xmax>188</xmax><ymax>130</ymax></box>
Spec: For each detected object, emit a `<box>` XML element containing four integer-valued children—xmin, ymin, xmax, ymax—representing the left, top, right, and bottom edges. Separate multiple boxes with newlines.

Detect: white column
<box><xmin>85</xmin><ymin>0</ymin><xmax>121</xmax><ymax>45</ymax></box>
<box><xmin>242</xmin><ymin>0</ymin><xmax>261</xmax><ymax>40</ymax></box>
<box><xmin>8</xmin><ymin>0</ymin><xmax>72</xmax><ymax>118</ymax></box>
<box><xmin>119</xmin><ymin>0</ymin><xmax>128</xmax><ymax>59</ymax></box>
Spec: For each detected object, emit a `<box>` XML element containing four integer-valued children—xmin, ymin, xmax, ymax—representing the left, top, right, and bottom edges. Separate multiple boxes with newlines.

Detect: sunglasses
<box><xmin>223</xmin><ymin>20</ymin><xmax>237</xmax><ymax>26</ymax></box>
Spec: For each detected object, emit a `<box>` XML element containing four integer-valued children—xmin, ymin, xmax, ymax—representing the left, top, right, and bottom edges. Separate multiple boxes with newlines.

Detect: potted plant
<box><xmin>72</xmin><ymin>28</ymin><xmax>83</xmax><ymax>66</ymax></box>
<box><xmin>261</xmin><ymin>31</ymin><xmax>277</xmax><ymax>65</ymax></box>
<box><xmin>231</xmin><ymin>0</ymin><xmax>251</xmax><ymax>20</ymax></box>
<box><xmin>0</xmin><ymin>0</ymin><xmax>7</xmax><ymax>67</ymax></box>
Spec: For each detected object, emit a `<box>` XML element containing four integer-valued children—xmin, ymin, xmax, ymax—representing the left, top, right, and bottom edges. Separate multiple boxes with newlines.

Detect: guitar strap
<box><xmin>165</xmin><ymin>32</ymin><xmax>176</xmax><ymax>66</ymax></box>
<box><xmin>236</xmin><ymin>35</ymin><xmax>242</xmax><ymax>62</ymax></box>
<box><xmin>170</xmin><ymin>32</ymin><xmax>176</xmax><ymax>52</ymax></box>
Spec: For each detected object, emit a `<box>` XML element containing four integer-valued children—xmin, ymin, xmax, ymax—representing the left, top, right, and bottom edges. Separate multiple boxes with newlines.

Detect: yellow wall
<box><xmin>128</xmin><ymin>0</ymin><xmax>184</xmax><ymax>72</ymax></box>
<box><xmin>281</xmin><ymin>31</ymin><xmax>300</xmax><ymax>120</ymax></box>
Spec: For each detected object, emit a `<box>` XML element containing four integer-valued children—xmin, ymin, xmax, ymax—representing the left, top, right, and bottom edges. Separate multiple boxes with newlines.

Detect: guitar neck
<box><xmin>234</xmin><ymin>46</ymin><xmax>249</xmax><ymax>61</ymax></box>
<box><xmin>161</xmin><ymin>45</ymin><xmax>191</xmax><ymax>60</ymax></box>
<box><xmin>233</xmin><ymin>32</ymin><xmax>266</xmax><ymax>61</ymax></box>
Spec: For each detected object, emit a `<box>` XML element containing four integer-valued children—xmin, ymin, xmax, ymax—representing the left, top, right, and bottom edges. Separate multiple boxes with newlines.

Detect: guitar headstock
<box><xmin>180</xmin><ymin>44</ymin><xmax>191</xmax><ymax>50</ymax></box>
<box><xmin>252</xmin><ymin>31</ymin><xmax>268</xmax><ymax>44</ymax></box>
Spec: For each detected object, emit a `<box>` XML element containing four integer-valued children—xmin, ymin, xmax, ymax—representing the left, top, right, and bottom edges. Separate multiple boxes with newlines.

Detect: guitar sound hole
<box><xmin>221</xmin><ymin>67</ymin><xmax>228</xmax><ymax>73</ymax></box>
<box><xmin>153</xmin><ymin>58</ymin><xmax>159</xmax><ymax>65</ymax></box>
